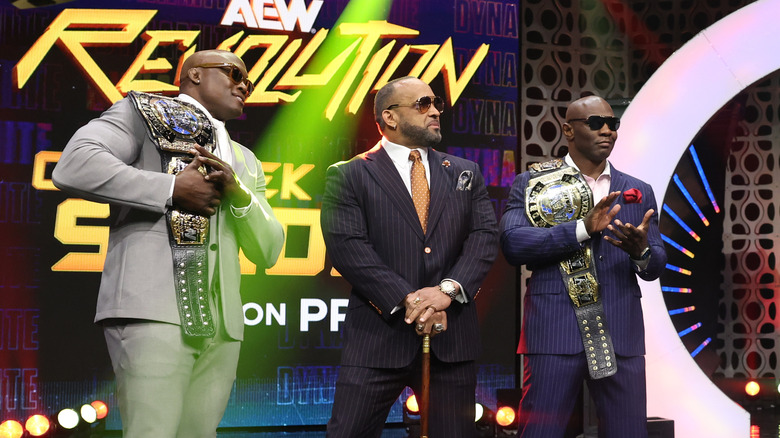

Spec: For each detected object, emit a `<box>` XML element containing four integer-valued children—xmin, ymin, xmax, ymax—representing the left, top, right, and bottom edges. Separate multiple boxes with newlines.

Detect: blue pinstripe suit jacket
<box><xmin>321</xmin><ymin>143</ymin><xmax>498</xmax><ymax>368</ymax></box>
<box><xmin>499</xmin><ymin>163</ymin><xmax>667</xmax><ymax>356</ymax></box>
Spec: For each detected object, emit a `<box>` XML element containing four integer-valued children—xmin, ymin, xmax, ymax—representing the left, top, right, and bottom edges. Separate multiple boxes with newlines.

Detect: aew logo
<box><xmin>221</xmin><ymin>0</ymin><xmax>324</xmax><ymax>32</ymax></box>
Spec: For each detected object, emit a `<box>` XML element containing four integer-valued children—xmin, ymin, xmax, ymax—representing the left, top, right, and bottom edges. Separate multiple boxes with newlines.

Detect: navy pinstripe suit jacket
<box><xmin>499</xmin><ymin>163</ymin><xmax>667</xmax><ymax>357</ymax></box>
<box><xmin>321</xmin><ymin>143</ymin><xmax>498</xmax><ymax>368</ymax></box>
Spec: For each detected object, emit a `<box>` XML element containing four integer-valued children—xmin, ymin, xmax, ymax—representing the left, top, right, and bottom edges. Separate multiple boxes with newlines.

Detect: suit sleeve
<box><xmin>229</xmin><ymin>150</ymin><xmax>285</xmax><ymax>269</ymax></box>
<box><xmin>500</xmin><ymin>171</ymin><xmax>584</xmax><ymax>267</ymax></box>
<box><xmin>321</xmin><ymin>163</ymin><xmax>415</xmax><ymax>318</ymax></box>
<box><xmin>52</xmin><ymin>98</ymin><xmax>173</xmax><ymax>212</ymax></box>
<box><xmin>444</xmin><ymin>163</ymin><xmax>499</xmax><ymax>300</ymax></box>
<box><xmin>635</xmin><ymin>183</ymin><xmax>666</xmax><ymax>281</ymax></box>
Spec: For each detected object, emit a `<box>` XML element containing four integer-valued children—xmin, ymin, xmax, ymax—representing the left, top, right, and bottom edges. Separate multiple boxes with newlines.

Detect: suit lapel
<box><xmin>364</xmin><ymin>143</ymin><xmax>425</xmax><ymax>239</ymax></box>
<box><xmin>426</xmin><ymin>148</ymin><xmax>449</xmax><ymax>235</ymax></box>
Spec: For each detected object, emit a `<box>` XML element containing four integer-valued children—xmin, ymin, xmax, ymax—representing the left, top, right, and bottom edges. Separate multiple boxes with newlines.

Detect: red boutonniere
<box><xmin>623</xmin><ymin>188</ymin><xmax>643</xmax><ymax>204</ymax></box>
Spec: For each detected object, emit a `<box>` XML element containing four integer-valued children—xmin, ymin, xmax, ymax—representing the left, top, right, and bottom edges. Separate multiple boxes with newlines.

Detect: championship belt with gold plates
<box><xmin>525</xmin><ymin>159</ymin><xmax>617</xmax><ymax>379</ymax></box>
<box><xmin>129</xmin><ymin>91</ymin><xmax>216</xmax><ymax>337</ymax></box>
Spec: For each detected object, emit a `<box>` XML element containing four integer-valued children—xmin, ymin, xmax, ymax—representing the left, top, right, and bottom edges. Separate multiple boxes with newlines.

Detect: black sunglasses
<box><xmin>193</xmin><ymin>63</ymin><xmax>254</xmax><ymax>97</ymax></box>
<box><xmin>386</xmin><ymin>95</ymin><xmax>445</xmax><ymax>114</ymax></box>
<box><xmin>568</xmin><ymin>115</ymin><xmax>620</xmax><ymax>131</ymax></box>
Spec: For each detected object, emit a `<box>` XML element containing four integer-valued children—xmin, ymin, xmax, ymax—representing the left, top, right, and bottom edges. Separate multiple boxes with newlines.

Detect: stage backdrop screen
<box><xmin>1</xmin><ymin>0</ymin><xmax>518</xmax><ymax>428</ymax></box>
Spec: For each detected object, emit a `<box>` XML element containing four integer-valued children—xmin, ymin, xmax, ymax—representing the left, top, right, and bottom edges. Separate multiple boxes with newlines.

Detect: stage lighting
<box><xmin>90</xmin><ymin>400</ymin><xmax>108</xmax><ymax>420</ymax></box>
<box><xmin>496</xmin><ymin>406</ymin><xmax>516</xmax><ymax>427</ymax></box>
<box><xmin>496</xmin><ymin>388</ymin><xmax>522</xmax><ymax>435</ymax></box>
<box><xmin>56</xmin><ymin>409</ymin><xmax>79</xmax><ymax>430</ymax></box>
<box><xmin>79</xmin><ymin>404</ymin><xmax>97</xmax><ymax>424</ymax></box>
<box><xmin>0</xmin><ymin>420</ymin><xmax>23</xmax><ymax>438</ymax></box>
<box><xmin>405</xmin><ymin>394</ymin><xmax>419</xmax><ymax>414</ymax></box>
<box><xmin>475</xmin><ymin>403</ymin><xmax>495</xmax><ymax>437</ymax></box>
<box><xmin>24</xmin><ymin>415</ymin><xmax>50</xmax><ymax>437</ymax></box>
<box><xmin>745</xmin><ymin>381</ymin><xmax>760</xmax><ymax>397</ymax></box>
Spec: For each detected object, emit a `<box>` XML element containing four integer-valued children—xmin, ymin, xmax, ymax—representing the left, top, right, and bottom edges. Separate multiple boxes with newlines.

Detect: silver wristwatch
<box><xmin>439</xmin><ymin>280</ymin><xmax>458</xmax><ymax>300</ymax></box>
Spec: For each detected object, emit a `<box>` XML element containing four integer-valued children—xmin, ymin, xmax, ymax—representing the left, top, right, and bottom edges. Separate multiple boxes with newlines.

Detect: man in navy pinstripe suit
<box><xmin>500</xmin><ymin>96</ymin><xmax>667</xmax><ymax>437</ymax></box>
<box><xmin>321</xmin><ymin>76</ymin><xmax>498</xmax><ymax>437</ymax></box>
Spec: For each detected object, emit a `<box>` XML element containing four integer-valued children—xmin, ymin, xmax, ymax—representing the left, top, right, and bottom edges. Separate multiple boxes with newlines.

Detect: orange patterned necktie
<box><xmin>409</xmin><ymin>150</ymin><xmax>429</xmax><ymax>233</ymax></box>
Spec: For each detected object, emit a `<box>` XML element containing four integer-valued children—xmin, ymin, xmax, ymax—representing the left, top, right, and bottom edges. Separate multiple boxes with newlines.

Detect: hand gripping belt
<box><xmin>129</xmin><ymin>91</ymin><xmax>216</xmax><ymax>337</ymax></box>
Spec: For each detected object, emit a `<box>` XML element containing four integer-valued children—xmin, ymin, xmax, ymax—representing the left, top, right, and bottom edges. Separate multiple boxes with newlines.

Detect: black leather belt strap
<box><xmin>129</xmin><ymin>91</ymin><xmax>216</xmax><ymax>337</ymax></box>
<box><xmin>527</xmin><ymin>159</ymin><xmax>617</xmax><ymax>379</ymax></box>
<box><xmin>559</xmin><ymin>246</ymin><xmax>617</xmax><ymax>379</ymax></box>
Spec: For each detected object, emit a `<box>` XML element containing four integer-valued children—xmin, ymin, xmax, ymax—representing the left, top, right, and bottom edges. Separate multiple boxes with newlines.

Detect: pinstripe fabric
<box><xmin>499</xmin><ymin>164</ymin><xmax>666</xmax><ymax>356</ymax></box>
<box><xmin>518</xmin><ymin>354</ymin><xmax>647</xmax><ymax>438</ymax></box>
<box><xmin>321</xmin><ymin>142</ymin><xmax>498</xmax><ymax>436</ymax></box>
<box><xmin>326</xmin><ymin>357</ymin><xmax>477</xmax><ymax>438</ymax></box>
<box><xmin>499</xmin><ymin>162</ymin><xmax>665</xmax><ymax>437</ymax></box>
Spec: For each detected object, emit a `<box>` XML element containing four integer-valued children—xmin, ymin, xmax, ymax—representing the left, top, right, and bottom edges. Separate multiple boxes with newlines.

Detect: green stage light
<box><xmin>253</xmin><ymin>0</ymin><xmax>393</xmax><ymax>170</ymax></box>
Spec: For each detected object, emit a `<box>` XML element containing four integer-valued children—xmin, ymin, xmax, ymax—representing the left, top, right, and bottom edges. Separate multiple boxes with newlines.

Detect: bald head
<box><xmin>565</xmin><ymin>95</ymin><xmax>610</xmax><ymax>121</ymax></box>
<box><xmin>178</xmin><ymin>49</ymin><xmax>250</xmax><ymax>121</ymax></box>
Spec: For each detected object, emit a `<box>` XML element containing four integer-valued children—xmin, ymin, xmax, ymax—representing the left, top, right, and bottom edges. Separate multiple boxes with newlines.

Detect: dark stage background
<box><xmin>0</xmin><ymin>0</ymin><xmax>518</xmax><ymax>430</ymax></box>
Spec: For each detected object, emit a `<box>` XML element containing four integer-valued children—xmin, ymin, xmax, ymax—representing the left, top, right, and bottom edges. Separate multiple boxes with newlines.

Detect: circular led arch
<box><xmin>611</xmin><ymin>0</ymin><xmax>780</xmax><ymax>436</ymax></box>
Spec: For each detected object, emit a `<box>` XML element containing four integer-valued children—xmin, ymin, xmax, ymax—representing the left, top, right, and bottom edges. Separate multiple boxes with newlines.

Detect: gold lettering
<box><xmin>31</xmin><ymin>151</ymin><xmax>61</xmax><ymax>191</ymax></box>
<box><xmin>280</xmin><ymin>163</ymin><xmax>314</xmax><ymax>200</ymax></box>
<box><xmin>14</xmin><ymin>9</ymin><xmax>157</xmax><ymax>103</ymax></box>
<box><xmin>52</xmin><ymin>199</ymin><xmax>110</xmax><ymax>272</ymax></box>
<box><xmin>266</xmin><ymin>208</ymin><xmax>325</xmax><ymax>276</ymax></box>
<box><xmin>117</xmin><ymin>30</ymin><xmax>199</xmax><ymax>94</ymax></box>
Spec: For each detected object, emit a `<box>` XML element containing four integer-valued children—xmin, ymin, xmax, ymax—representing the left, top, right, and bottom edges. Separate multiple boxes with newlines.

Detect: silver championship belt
<box><xmin>526</xmin><ymin>159</ymin><xmax>617</xmax><ymax>379</ymax></box>
<box><xmin>129</xmin><ymin>91</ymin><xmax>216</xmax><ymax>337</ymax></box>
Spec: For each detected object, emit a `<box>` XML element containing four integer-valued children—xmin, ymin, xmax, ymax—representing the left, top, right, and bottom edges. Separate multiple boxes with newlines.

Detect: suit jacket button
<box><xmin>424</xmin><ymin>247</ymin><xmax>432</xmax><ymax>254</ymax></box>
<box><xmin>599</xmin><ymin>255</ymin><xmax>603</xmax><ymax>261</ymax></box>
<box><xmin>210</xmin><ymin>244</ymin><xmax>218</xmax><ymax>251</ymax></box>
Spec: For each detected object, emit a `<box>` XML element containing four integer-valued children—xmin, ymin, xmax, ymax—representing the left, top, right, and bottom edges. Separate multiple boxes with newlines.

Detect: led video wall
<box><xmin>0</xmin><ymin>0</ymin><xmax>518</xmax><ymax>429</ymax></box>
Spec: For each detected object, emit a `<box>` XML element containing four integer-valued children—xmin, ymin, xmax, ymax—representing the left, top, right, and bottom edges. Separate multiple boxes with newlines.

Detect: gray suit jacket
<box><xmin>52</xmin><ymin>96</ymin><xmax>284</xmax><ymax>341</ymax></box>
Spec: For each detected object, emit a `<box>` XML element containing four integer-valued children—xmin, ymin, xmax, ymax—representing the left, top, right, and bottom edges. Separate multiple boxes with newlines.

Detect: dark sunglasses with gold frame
<box><xmin>386</xmin><ymin>95</ymin><xmax>445</xmax><ymax>114</ymax></box>
<box><xmin>192</xmin><ymin>63</ymin><xmax>254</xmax><ymax>97</ymax></box>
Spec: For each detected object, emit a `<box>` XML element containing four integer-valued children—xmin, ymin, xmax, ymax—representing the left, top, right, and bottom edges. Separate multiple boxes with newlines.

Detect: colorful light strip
<box><xmin>663</xmin><ymin>287</ymin><xmax>693</xmax><ymax>294</ymax></box>
<box><xmin>690</xmin><ymin>337</ymin><xmax>711</xmax><ymax>357</ymax></box>
<box><xmin>668</xmin><ymin>306</ymin><xmax>696</xmax><ymax>315</ymax></box>
<box><xmin>678</xmin><ymin>322</ymin><xmax>702</xmax><ymax>337</ymax></box>
<box><xmin>662</xmin><ymin>204</ymin><xmax>701</xmax><ymax>241</ymax></box>
<box><xmin>689</xmin><ymin>145</ymin><xmax>720</xmax><ymax>214</ymax></box>
<box><xmin>661</xmin><ymin>234</ymin><xmax>695</xmax><ymax>258</ymax></box>
<box><xmin>665</xmin><ymin>264</ymin><xmax>692</xmax><ymax>275</ymax></box>
<box><xmin>673</xmin><ymin>174</ymin><xmax>710</xmax><ymax>226</ymax></box>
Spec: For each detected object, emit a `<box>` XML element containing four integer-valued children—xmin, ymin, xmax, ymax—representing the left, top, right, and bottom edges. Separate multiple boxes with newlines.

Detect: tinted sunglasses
<box><xmin>193</xmin><ymin>63</ymin><xmax>254</xmax><ymax>96</ymax></box>
<box><xmin>386</xmin><ymin>95</ymin><xmax>445</xmax><ymax>114</ymax></box>
<box><xmin>568</xmin><ymin>115</ymin><xmax>620</xmax><ymax>131</ymax></box>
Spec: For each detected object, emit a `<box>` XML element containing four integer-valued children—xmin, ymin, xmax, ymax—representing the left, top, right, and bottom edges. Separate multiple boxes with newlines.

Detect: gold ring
<box><xmin>433</xmin><ymin>323</ymin><xmax>444</xmax><ymax>333</ymax></box>
<box><xmin>428</xmin><ymin>305</ymin><xmax>437</xmax><ymax>312</ymax></box>
<box><xmin>416</xmin><ymin>324</ymin><xmax>424</xmax><ymax>331</ymax></box>
<box><xmin>413</xmin><ymin>297</ymin><xmax>421</xmax><ymax>306</ymax></box>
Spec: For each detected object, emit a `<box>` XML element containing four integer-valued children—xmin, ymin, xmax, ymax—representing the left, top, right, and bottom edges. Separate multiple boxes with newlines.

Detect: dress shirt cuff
<box><xmin>632</xmin><ymin>255</ymin><xmax>651</xmax><ymax>272</ymax></box>
<box><xmin>165</xmin><ymin>178</ymin><xmax>175</xmax><ymax>208</ymax></box>
<box><xmin>576</xmin><ymin>219</ymin><xmax>590</xmax><ymax>243</ymax></box>
<box><xmin>444</xmin><ymin>278</ymin><xmax>468</xmax><ymax>303</ymax></box>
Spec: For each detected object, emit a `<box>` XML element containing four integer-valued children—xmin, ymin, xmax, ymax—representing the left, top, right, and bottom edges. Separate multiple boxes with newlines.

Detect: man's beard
<box><xmin>398</xmin><ymin>120</ymin><xmax>441</xmax><ymax>147</ymax></box>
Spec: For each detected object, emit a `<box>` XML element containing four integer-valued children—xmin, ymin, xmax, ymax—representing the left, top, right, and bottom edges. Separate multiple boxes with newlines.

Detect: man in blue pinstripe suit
<box><xmin>500</xmin><ymin>96</ymin><xmax>667</xmax><ymax>437</ymax></box>
<box><xmin>321</xmin><ymin>76</ymin><xmax>498</xmax><ymax>437</ymax></box>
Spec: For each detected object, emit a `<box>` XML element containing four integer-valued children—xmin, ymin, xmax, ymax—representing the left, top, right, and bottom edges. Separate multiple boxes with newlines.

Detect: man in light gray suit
<box><xmin>53</xmin><ymin>49</ymin><xmax>284</xmax><ymax>438</ymax></box>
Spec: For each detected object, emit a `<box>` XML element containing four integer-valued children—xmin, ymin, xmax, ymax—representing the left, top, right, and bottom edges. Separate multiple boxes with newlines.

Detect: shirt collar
<box><xmin>564</xmin><ymin>154</ymin><xmax>611</xmax><ymax>179</ymax></box>
<box><xmin>381</xmin><ymin>136</ymin><xmax>428</xmax><ymax>164</ymax></box>
<box><xmin>177</xmin><ymin>94</ymin><xmax>225</xmax><ymax>130</ymax></box>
